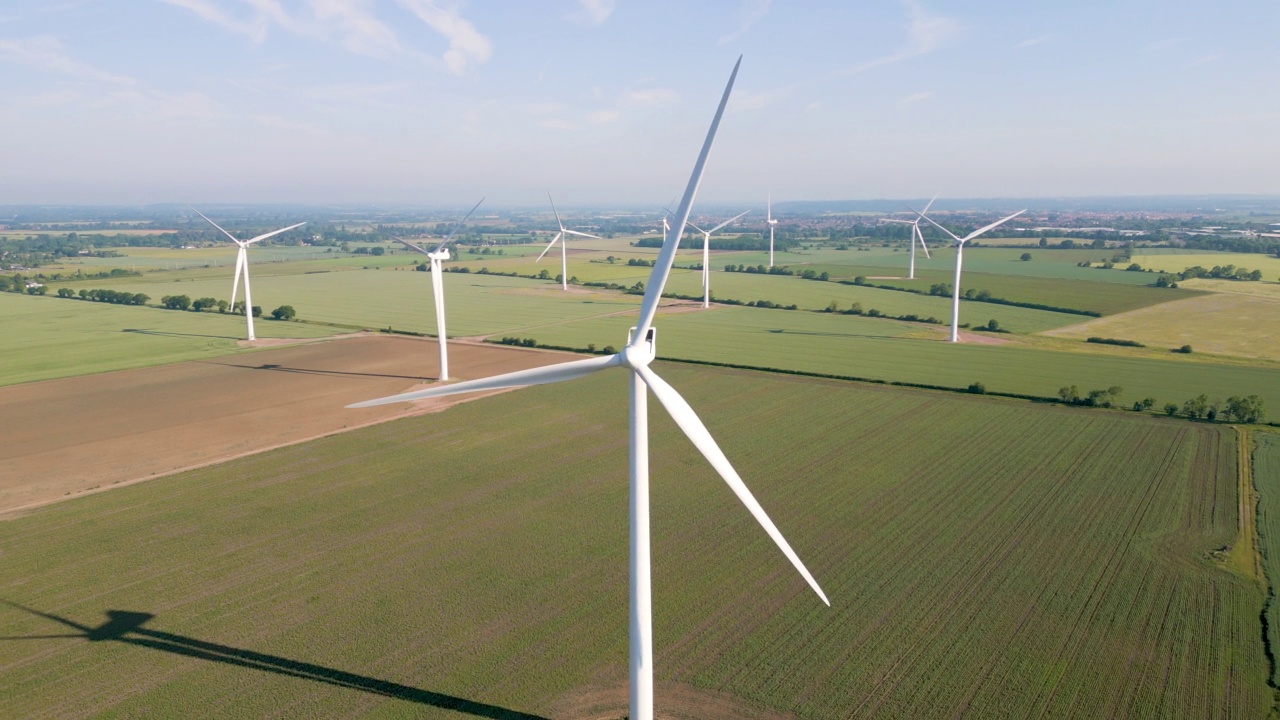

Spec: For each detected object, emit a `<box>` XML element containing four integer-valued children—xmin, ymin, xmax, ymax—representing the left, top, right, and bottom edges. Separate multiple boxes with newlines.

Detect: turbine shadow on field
<box><xmin>0</xmin><ymin>602</ymin><xmax>548</xmax><ymax>720</ymax></box>
<box><xmin>764</xmin><ymin>328</ymin><xmax>914</xmax><ymax>341</ymax></box>
<box><xmin>202</xmin><ymin>361</ymin><xmax>428</xmax><ymax>382</ymax></box>
<box><xmin>123</xmin><ymin>328</ymin><xmax>240</xmax><ymax>340</ymax></box>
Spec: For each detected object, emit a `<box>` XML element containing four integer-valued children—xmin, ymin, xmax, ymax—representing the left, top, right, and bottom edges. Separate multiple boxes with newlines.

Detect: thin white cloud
<box><xmin>718</xmin><ymin>0</ymin><xmax>770</xmax><ymax>46</ymax></box>
<box><xmin>540</xmin><ymin>118</ymin><xmax>577</xmax><ymax>131</ymax></box>
<box><xmin>731</xmin><ymin>87</ymin><xmax>786</xmax><ymax>111</ymax></box>
<box><xmin>1015</xmin><ymin>35</ymin><xmax>1049</xmax><ymax>49</ymax></box>
<box><xmin>1186</xmin><ymin>53</ymin><xmax>1222</xmax><ymax>67</ymax></box>
<box><xmin>311</xmin><ymin>0</ymin><xmax>406</xmax><ymax>61</ymax></box>
<box><xmin>622</xmin><ymin>87</ymin><xmax>677</xmax><ymax>106</ymax></box>
<box><xmin>899</xmin><ymin>90</ymin><xmax>933</xmax><ymax>105</ymax></box>
<box><xmin>394</xmin><ymin>0</ymin><xmax>492</xmax><ymax>74</ymax></box>
<box><xmin>158</xmin><ymin>0</ymin><xmax>270</xmax><ymax>42</ymax></box>
<box><xmin>568</xmin><ymin>0</ymin><xmax>614</xmax><ymax>26</ymax></box>
<box><xmin>804</xmin><ymin>101</ymin><xmax>822</xmax><ymax>113</ymax></box>
<box><xmin>844</xmin><ymin>0</ymin><xmax>961</xmax><ymax>75</ymax></box>
<box><xmin>0</xmin><ymin>35</ymin><xmax>136</xmax><ymax>86</ymax></box>
<box><xmin>587</xmin><ymin>109</ymin><xmax>620</xmax><ymax>124</ymax></box>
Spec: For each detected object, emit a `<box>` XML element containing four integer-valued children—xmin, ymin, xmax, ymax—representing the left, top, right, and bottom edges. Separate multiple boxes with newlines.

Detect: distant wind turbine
<box><xmin>537</xmin><ymin>193</ymin><xmax>601</xmax><ymax>290</ymax></box>
<box><xmin>394</xmin><ymin>198</ymin><xmax>485</xmax><ymax>381</ymax></box>
<box><xmin>881</xmin><ymin>194</ymin><xmax>937</xmax><ymax>279</ymax></box>
<box><xmin>688</xmin><ymin>210</ymin><xmax>748</xmax><ymax>308</ymax></box>
<box><xmin>916</xmin><ymin>206</ymin><xmax>1026</xmax><ymax>343</ymax></box>
<box><xmin>193</xmin><ymin>209</ymin><xmax>305</xmax><ymax>342</ymax></box>
<box><xmin>766</xmin><ymin>193</ymin><xmax>778</xmax><ymax>267</ymax></box>
<box><xmin>349</xmin><ymin>56</ymin><xmax>827</xmax><ymax>720</ymax></box>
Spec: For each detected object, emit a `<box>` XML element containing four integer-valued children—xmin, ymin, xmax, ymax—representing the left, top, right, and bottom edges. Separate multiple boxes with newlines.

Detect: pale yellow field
<box><xmin>1042</xmin><ymin>292</ymin><xmax>1280</xmax><ymax>361</ymax></box>
<box><xmin>1131</xmin><ymin>252</ymin><xmax>1280</xmax><ymax>280</ymax></box>
<box><xmin>1179</xmin><ymin>277</ymin><xmax>1280</xmax><ymax>300</ymax></box>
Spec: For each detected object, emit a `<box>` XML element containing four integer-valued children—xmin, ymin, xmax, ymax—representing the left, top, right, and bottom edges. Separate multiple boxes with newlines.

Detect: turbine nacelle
<box><xmin>621</xmin><ymin>327</ymin><xmax>656</xmax><ymax>369</ymax></box>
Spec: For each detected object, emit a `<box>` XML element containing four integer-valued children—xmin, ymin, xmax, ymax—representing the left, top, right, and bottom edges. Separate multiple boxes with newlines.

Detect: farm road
<box><xmin>0</xmin><ymin>335</ymin><xmax>579</xmax><ymax>517</ymax></box>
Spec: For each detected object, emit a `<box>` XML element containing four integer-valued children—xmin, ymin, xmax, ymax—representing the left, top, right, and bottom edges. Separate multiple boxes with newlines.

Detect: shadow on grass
<box><xmin>200</xmin><ymin>361</ymin><xmax>429</xmax><ymax>382</ymax></box>
<box><xmin>1</xmin><ymin>601</ymin><xmax>547</xmax><ymax>720</ymax></box>
<box><xmin>123</xmin><ymin>328</ymin><xmax>241</xmax><ymax>340</ymax></box>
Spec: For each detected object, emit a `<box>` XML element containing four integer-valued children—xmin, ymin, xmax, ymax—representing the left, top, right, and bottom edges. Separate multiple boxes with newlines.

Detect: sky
<box><xmin>0</xmin><ymin>0</ymin><xmax>1277</xmax><ymax>207</ymax></box>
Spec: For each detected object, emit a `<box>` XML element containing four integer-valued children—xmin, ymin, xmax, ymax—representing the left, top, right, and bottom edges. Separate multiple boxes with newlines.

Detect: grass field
<box><xmin>522</xmin><ymin>307</ymin><xmax>1280</xmax><ymax>409</ymax></box>
<box><xmin>1252</xmin><ymin>431</ymin><xmax>1280</xmax><ymax>686</ymax></box>
<box><xmin>1043</xmin><ymin>293</ymin><xmax>1280</xmax><ymax>361</ymax></box>
<box><xmin>0</xmin><ymin>366</ymin><xmax>1267</xmax><ymax>718</ymax></box>
<box><xmin>0</xmin><ymin>293</ymin><xmax>339</xmax><ymax>387</ymax></box>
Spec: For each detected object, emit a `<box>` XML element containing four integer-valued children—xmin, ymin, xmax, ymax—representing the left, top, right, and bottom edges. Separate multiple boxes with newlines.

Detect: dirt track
<box><xmin>0</xmin><ymin>335</ymin><xmax>579</xmax><ymax>517</ymax></box>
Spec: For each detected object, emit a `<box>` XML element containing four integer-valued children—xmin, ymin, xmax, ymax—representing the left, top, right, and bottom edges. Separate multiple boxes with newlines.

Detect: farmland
<box><xmin>0</xmin><ymin>365</ymin><xmax>1267</xmax><ymax>718</ymax></box>
<box><xmin>1131</xmin><ymin>250</ymin><xmax>1280</xmax><ymax>280</ymax></box>
<box><xmin>1256</xmin><ymin>432</ymin><xmax>1280</xmax><ymax>686</ymax></box>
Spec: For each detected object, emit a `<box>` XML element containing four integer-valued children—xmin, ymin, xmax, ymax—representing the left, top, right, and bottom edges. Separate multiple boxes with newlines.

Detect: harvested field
<box><xmin>1041</xmin><ymin>292</ymin><xmax>1280</xmax><ymax>361</ymax></box>
<box><xmin>0</xmin><ymin>335</ymin><xmax>579</xmax><ymax>516</ymax></box>
<box><xmin>0</xmin><ymin>366</ymin><xmax>1268</xmax><ymax>717</ymax></box>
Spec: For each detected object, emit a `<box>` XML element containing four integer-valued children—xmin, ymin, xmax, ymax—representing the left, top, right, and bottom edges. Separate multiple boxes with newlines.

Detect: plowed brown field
<box><xmin>0</xmin><ymin>335</ymin><xmax>578</xmax><ymax>517</ymax></box>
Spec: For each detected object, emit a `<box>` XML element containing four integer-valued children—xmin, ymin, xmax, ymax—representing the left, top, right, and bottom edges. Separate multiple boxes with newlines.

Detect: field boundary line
<box><xmin>1226</xmin><ymin>427</ymin><xmax>1264</xmax><ymax>584</ymax></box>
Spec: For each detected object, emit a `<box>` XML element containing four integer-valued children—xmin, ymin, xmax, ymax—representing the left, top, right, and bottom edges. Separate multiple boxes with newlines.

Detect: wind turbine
<box><xmin>393</xmin><ymin>198</ymin><xmax>485</xmax><ymax>381</ymax></box>
<box><xmin>537</xmin><ymin>193</ymin><xmax>601</xmax><ymax>290</ymax></box>
<box><xmin>881</xmin><ymin>195</ymin><xmax>937</xmax><ymax>279</ymax></box>
<box><xmin>349</xmin><ymin>57</ymin><xmax>827</xmax><ymax>720</ymax></box>
<box><xmin>766</xmin><ymin>193</ymin><xmax>778</xmax><ymax>267</ymax></box>
<box><xmin>916</xmin><ymin>207</ymin><xmax>1026</xmax><ymax>343</ymax></box>
<box><xmin>193</xmin><ymin>210</ymin><xmax>305</xmax><ymax>342</ymax></box>
<box><xmin>688</xmin><ymin>210</ymin><xmax>748</xmax><ymax>308</ymax></box>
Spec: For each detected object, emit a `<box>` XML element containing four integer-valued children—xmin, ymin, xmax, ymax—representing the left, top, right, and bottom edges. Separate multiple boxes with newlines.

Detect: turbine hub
<box><xmin>621</xmin><ymin>326</ymin><xmax>656</xmax><ymax>369</ymax></box>
<box><xmin>429</xmin><ymin>249</ymin><xmax>450</xmax><ymax>261</ymax></box>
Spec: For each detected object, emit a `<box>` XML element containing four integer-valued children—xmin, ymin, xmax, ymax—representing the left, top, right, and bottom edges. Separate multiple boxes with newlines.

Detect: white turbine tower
<box><xmin>393</xmin><ymin>198</ymin><xmax>485</xmax><ymax>381</ymax></box>
<box><xmin>349</xmin><ymin>57</ymin><xmax>827</xmax><ymax>720</ymax></box>
<box><xmin>688</xmin><ymin>210</ymin><xmax>748</xmax><ymax>308</ymax></box>
<box><xmin>916</xmin><ymin>207</ymin><xmax>1026</xmax><ymax>343</ymax></box>
<box><xmin>766</xmin><ymin>193</ymin><xmax>778</xmax><ymax>267</ymax></box>
<box><xmin>193</xmin><ymin>210</ymin><xmax>305</xmax><ymax>342</ymax></box>
<box><xmin>537</xmin><ymin>193</ymin><xmax>601</xmax><ymax>290</ymax></box>
<box><xmin>881</xmin><ymin>195</ymin><xmax>937</xmax><ymax>280</ymax></box>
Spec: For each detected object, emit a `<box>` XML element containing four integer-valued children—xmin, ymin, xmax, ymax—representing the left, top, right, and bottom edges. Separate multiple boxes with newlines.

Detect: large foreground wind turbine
<box><xmin>882</xmin><ymin>195</ymin><xmax>937</xmax><ymax>279</ymax></box>
<box><xmin>350</xmin><ymin>57</ymin><xmax>827</xmax><ymax>720</ymax></box>
<box><xmin>688</xmin><ymin>210</ymin><xmax>748</xmax><ymax>308</ymax></box>
<box><xmin>394</xmin><ymin>198</ymin><xmax>485</xmax><ymax>381</ymax></box>
<box><xmin>194</xmin><ymin>210</ymin><xmax>305</xmax><ymax>342</ymax></box>
<box><xmin>537</xmin><ymin>193</ymin><xmax>601</xmax><ymax>290</ymax></box>
<box><xmin>917</xmin><ymin>207</ymin><xmax>1026</xmax><ymax>343</ymax></box>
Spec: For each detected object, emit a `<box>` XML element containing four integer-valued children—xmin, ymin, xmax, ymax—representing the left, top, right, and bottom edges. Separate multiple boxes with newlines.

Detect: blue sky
<box><xmin>0</xmin><ymin>1</ymin><xmax>1276</xmax><ymax>206</ymax></box>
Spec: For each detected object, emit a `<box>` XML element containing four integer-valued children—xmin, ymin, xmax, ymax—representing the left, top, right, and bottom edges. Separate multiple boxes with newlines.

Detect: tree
<box><xmin>57</xmin><ymin>287</ymin><xmax>75</xmax><ymax>298</ymax></box>
<box><xmin>967</xmin><ymin>382</ymin><xmax>986</xmax><ymax>394</ymax></box>
<box><xmin>251</xmin><ymin>305</ymin><xmax>262</xmax><ymax>318</ymax></box>
<box><xmin>192</xmin><ymin>297</ymin><xmax>219</xmax><ymax>312</ymax></box>
<box><xmin>1020</xmin><ymin>252</ymin><xmax>1032</xmax><ymax>261</ymax></box>
<box><xmin>1225</xmin><ymin>395</ymin><xmax>1266</xmax><ymax>424</ymax></box>
<box><xmin>1181</xmin><ymin>394</ymin><xmax>1209</xmax><ymax>419</ymax></box>
<box><xmin>1174</xmin><ymin>344</ymin><xmax>1193</xmax><ymax>354</ymax></box>
<box><xmin>986</xmin><ymin>319</ymin><xmax>1000</xmax><ymax>331</ymax></box>
<box><xmin>1164</xmin><ymin>403</ymin><xmax>1179</xmax><ymax>416</ymax></box>
<box><xmin>370</xmin><ymin>246</ymin><xmax>385</xmax><ymax>256</ymax></box>
<box><xmin>161</xmin><ymin>294</ymin><xmax>192</xmax><ymax>310</ymax></box>
<box><xmin>216</xmin><ymin>299</ymin><xmax>229</xmax><ymax>313</ymax></box>
<box><xmin>270</xmin><ymin>305</ymin><xmax>296</xmax><ymax>320</ymax></box>
<box><xmin>1058</xmin><ymin>385</ymin><xmax>1080</xmax><ymax>404</ymax></box>
<box><xmin>133</xmin><ymin>293</ymin><xmax>150</xmax><ymax>306</ymax></box>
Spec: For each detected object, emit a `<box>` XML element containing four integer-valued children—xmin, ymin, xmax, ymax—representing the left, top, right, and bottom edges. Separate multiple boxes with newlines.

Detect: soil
<box><xmin>546</xmin><ymin>681</ymin><xmax>797</xmax><ymax>720</ymax></box>
<box><xmin>0</xmin><ymin>335</ymin><xmax>580</xmax><ymax>518</ymax></box>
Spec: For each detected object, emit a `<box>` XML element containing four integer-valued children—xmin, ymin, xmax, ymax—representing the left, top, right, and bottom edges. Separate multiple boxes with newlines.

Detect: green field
<box><xmin>1132</xmin><ymin>250</ymin><xmax>1280</xmax><ymax>280</ymax></box>
<box><xmin>522</xmin><ymin>307</ymin><xmax>1280</xmax><ymax>410</ymax></box>
<box><xmin>0</xmin><ymin>293</ymin><xmax>339</xmax><ymax>386</ymax></box>
<box><xmin>1256</xmin><ymin>432</ymin><xmax>1280</xmax><ymax>683</ymax></box>
<box><xmin>0</xmin><ymin>366</ymin><xmax>1267</xmax><ymax>717</ymax></box>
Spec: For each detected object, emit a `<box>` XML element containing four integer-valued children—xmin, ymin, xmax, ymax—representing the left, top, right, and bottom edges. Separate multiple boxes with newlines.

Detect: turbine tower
<box><xmin>349</xmin><ymin>57</ymin><xmax>827</xmax><ymax>720</ymax></box>
<box><xmin>537</xmin><ymin>193</ymin><xmax>601</xmax><ymax>290</ymax></box>
<box><xmin>194</xmin><ymin>210</ymin><xmax>305</xmax><ymax>342</ymax></box>
<box><xmin>881</xmin><ymin>194</ymin><xmax>937</xmax><ymax>279</ymax></box>
<box><xmin>688</xmin><ymin>210</ymin><xmax>748</xmax><ymax>308</ymax></box>
<box><xmin>766</xmin><ymin>193</ymin><xmax>778</xmax><ymax>267</ymax></box>
<box><xmin>393</xmin><ymin>198</ymin><xmax>485</xmax><ymax>380</ymax></box>
<box><xmin>916</xmin><ymin>207</ymin><xmax>1026</xmax><ymax>343</ymax></box>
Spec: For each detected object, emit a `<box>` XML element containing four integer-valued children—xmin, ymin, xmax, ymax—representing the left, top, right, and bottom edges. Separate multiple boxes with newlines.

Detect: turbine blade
<box><xmin>708</xmin><ymin>209</ymin><xmax>749</xmax><ymax>235</ymax></box>
<box><xmin>687</xmin><ymin>222</ymin><xmax>707</xmax><ymax>235</ymax></box>
<box><xmin>437</xmin><ymin>197</ymin><xmax>485</xmax><ymax>252</ymax></box>
<box><xmin>230</xmin><ymin>247</ymin><xmax>245</xmax><ymax>306</ymax></box>
<box><xmin>915</xmin><ymin>210</ymin><xmax>963</xmax><ymax>243</ymax></box>
<box><xmin>633</xmin><ymin>55</ymin><xmax>741</xmax><ymax>344</ymax></box>
<box><xmin>393</xmin><ymin>237</ymin><xmax>433</xmax><ymax>256</ymax></box>
<box><xmin>245</xmin><ymin>221</ymin><xmax>307</xmax><ymax>245</ymax></box>
<box><xmin>635</xmin><ymin>365</ymin><xmax>830</xmax><ymax>606</ymax></box>
<box><xmin>348</xmin><ymin>353</ymin><xmax>623</xmax><ymax>408</ymax></box>
<box><xmin>767</xmin><ymin>192</ymin><xmax>772</xmax><ymax>222</ymax></box>
<box><xmin>548</xmin><ymin>192</ymin><xmax>565</xmax><ymax>232</ymax></box>
<box><xmin>962</xmin><ymin>209</ymin><xmax>1026</xmax><ymax>242</ymax></box>
<box><xmin>917</xmin><ymin>225</ymin><xmax>931</xmax><ymax>259</ymax></box>
<box><xmin>535</xmin><ymin>232</ymin><xmax>562</xmax><ymax>262</ymax></box>
<box><xmin>920</xmin><ymin>193</ymin><xmax>938</xmax><ymax>215</ymax></box>
<box><xmin>192</xmin><ymin>208</ymin><xmax>241</xmax><ymax>245</ymax></box>
<box><xmin>563</xmin><ymin>230</ymin><xmax>601</xmax><ymax>240</ymax></box>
